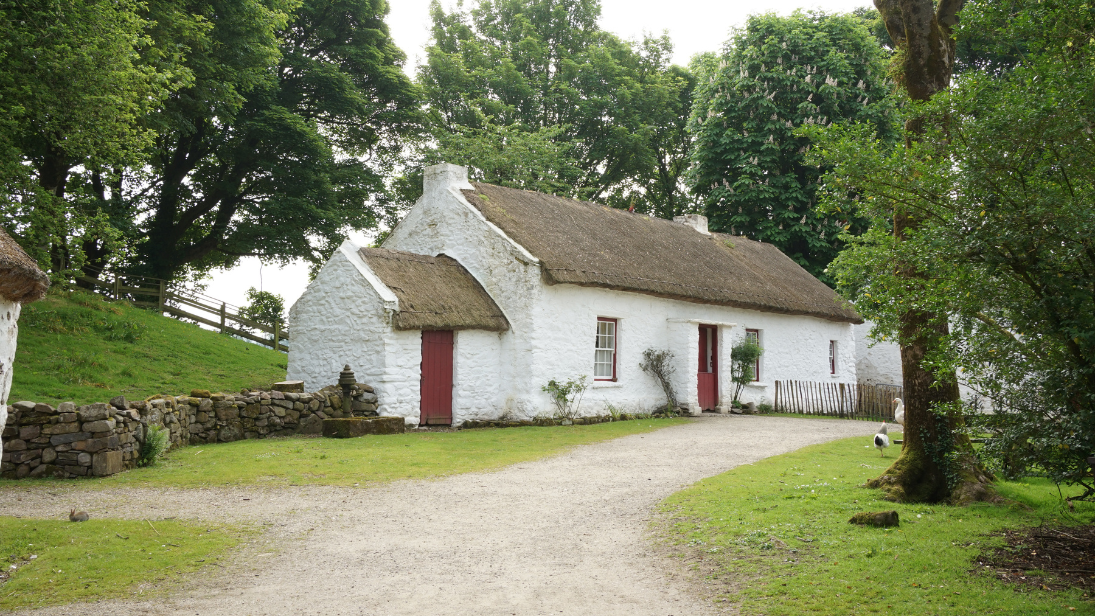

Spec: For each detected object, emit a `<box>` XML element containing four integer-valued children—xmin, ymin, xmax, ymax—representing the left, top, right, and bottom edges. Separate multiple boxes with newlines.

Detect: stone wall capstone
<box><xmin>0</xmin><ymin>383</ymin><xmax>378</xmax><ymax>480</ymax></box>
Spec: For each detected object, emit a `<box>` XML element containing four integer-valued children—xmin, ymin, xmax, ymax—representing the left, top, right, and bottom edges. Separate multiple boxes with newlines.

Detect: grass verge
<box><xmin>4</xmin><ymin>419</ymin><xmax>688</xmax><ymax>489</ymax></box>
<box><xmin>11</xmin><ymin>289</ymin><xmax>287</xmax><ymax>405</ymax></box>
<box><xmin>0</xmin><ymin>516</ymin><xmax>248</xmax><ymax>611</ymax></box>
<box><xmin>660</xmin><ymin>432</ymin><xmax>1094</xmax><ymax>615</ymax></box>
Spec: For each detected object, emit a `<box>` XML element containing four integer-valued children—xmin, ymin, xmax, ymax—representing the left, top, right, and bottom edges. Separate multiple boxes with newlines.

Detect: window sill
<box><xmin>591</xmin><ymin>380</ymin><xmax>623</xmax><ymax>389</ymax></box>
<box><xmin>745</xmin><ymin>382</ymin><xmax>770</xmax><ymax>389</ymax></box>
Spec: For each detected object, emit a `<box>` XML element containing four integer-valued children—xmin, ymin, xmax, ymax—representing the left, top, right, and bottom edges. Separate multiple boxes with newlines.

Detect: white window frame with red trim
<box><xmin>829</xmin><ymin>340</ymin><xmax>837</xmax><ymax>375</ymax></box>
<box><xmin>594</xmin><ymin>317</ymin><xmax>618</xmax><ymax>381</ymax></box>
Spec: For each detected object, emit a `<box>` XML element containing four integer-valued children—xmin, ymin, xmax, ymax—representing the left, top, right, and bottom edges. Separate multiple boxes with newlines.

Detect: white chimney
<box><xmin>673</xmin><ymin>214</ymin><xmax>710</xmax><ymax>235</ymax></box>
<box><xmin>423</xmin><ymin>162</ymin><xmax>472</xmax><ymax>196</ymax></box>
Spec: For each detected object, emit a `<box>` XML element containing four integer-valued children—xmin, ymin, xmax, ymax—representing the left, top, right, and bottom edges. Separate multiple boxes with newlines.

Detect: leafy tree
<box><xmin>0</xmin><ymin>0</ymin><xmax>179</xmax><ymax>276</ymax></box>
<box><xmin>729</xmin><ymin>339</ymin><xmax>763</xmax><ymax>404</ymax></box>
<box><xmin>687</xmin><ymin>11</ymin><xmax>895</xmax><ymax>284</ymax></box>
<box><xmin>239</xmin><ymin>287</ymin><xmax>286</xmax><ymax>333</ymax></box>
<box><xmin>416</xmin><ymin>0</ymin><xmax>696</xmax><ymax>216</ymax></box>
<box><xmin>118</xmin><ymin>0</ymin><xmax>422</xmax><ymax>282</ymax></box>
<box><xmin>804</xmin><ymin>0</ymin><xmax>1066</xmax><ymax>504</ymax></box>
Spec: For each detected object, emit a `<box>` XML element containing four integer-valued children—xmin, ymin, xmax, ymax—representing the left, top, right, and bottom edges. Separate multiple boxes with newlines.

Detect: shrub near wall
<box><xmin>0</xmin><ymin>384</ymin><xmax>378</xmax><ymax>480</ymax></box>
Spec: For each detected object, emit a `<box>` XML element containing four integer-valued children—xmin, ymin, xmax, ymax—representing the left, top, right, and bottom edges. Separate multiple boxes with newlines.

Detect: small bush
<box><xmin>542</xmin><ymin>376</ymin><xmax>588</xmax><ymax>420</ymax></box>
<box><xmin>137</xmin><ymin>425</ymin><xmax>170</xmax><ymax>467</ymax></box>
<box><xmin>639</xmin><ymin>348</ymin><xmax>678</xmax><ymax>412</ymax></box>
<box><xmin>730</xmin><ymin>339</ymin><xmax>763</xmax><ymax>403</ymax></box>
<box><xmin>757</xmin><ymin>402</ymin><xmax>773</xmax><ymax>414</ymax></box>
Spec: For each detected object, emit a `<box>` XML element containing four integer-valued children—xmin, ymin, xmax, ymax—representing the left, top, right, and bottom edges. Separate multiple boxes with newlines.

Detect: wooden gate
<box><xmin>420</xmin><ymin>330</ymin><xmax>454</xmax><ymax>426</ymax></box>
<box><xmin>697</xmin><ymin>325</ymin><xmax>719</xmax><ymax>411</ymax></box>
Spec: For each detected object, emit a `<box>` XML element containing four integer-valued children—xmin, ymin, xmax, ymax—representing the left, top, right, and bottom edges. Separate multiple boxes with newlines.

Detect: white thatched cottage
<box><xmin>289</xmin><ymin>164</ymin><xmax>862</xmax><ymax>426</ymax></box>
<box><xmin>0</xmin><ymin>228</ymin><xmax>49</xmax><ymax>458</ymax></box>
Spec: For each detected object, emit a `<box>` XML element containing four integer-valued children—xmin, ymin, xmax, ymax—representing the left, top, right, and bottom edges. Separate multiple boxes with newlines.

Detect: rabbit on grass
<box><xmin>69</xmin><ymin>508</ymin><xmax>89</xmax><ymax>522</ymax></box>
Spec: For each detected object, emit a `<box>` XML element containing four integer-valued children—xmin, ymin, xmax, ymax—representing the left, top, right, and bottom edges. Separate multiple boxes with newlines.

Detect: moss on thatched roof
<box><xmin>0</xmin><ymin>227</ymin><xmax>48</xmax><ymax>303</ymax></box>
<box><xmin>460</xmin><ymin>183</ymin><xmax>861</xmax><ymax>323</ymax></box>
<box><xmin>360</xmin><ymin>248</ymin><xmax>509</xmax><ymax>332</ymax></box>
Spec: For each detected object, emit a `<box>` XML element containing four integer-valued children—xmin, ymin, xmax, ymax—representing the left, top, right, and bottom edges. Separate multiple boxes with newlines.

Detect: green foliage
<box><xmin>0</xmin><ymin>517</ymin><xmax>245</xmax><ymax>611</ymax></box>
<box><xmin>541</xmin><ymin>376</ymin><xmax>589</xmax><ymax>420</ymax></box>
<box><xmin>729</xmin><ymin>339</ymin><xmax>763</xmax><ymax>403</ymax></box>
<box><xmin>687</xmin><ymin>11</ymin><xmax>896</xmax><ymax>284</ymax></box>
<box><xmin>137</xmin><ymin>425</ymin><xmax>171</xmax><ymax>467</ymax></box>
<box><xmin>416</xmin><ymin>0</ymin><xmax>697</xmax><ymax>217</ymax></box>
<box><xmin>0</xmin><ymin>0</ymin><xmax>182</xmax><ymax>279</ymax></box>
<box><xmin>239</xmin><ymin>287</ymin><xmax>285</xmax><ymax>333</ymax></box>
<box><xmin>11</xmin><ymin>289</ymin><xmax>286</xmax><ymax>404</ymax></box>
<box><xmin>123</xmin><ymin>0</ymin><xmax>424</xmax><ymax>282</ymax></box>
<box><xmin>662</xmin><ymin>435</ymin><xmax>1094</xmax><ymax>615</ymax></box>
<box><xmin>808</xmin><ymin>0</ymin><xmax>1095</xmax><ymax>498</ymax></box>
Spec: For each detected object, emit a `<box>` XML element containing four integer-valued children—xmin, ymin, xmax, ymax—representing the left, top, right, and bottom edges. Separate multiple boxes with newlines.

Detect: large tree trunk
<box><xmin>866</xmin><ymin>0</ymin><xmax>995</xmax><ymax>505</ymax></box>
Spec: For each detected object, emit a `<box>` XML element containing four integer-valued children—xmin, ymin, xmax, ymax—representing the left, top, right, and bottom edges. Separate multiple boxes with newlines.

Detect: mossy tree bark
<box><xmin>865</xmin><ymin>0</ymin><xmax>995</xmax><ymax>505</ymax></box>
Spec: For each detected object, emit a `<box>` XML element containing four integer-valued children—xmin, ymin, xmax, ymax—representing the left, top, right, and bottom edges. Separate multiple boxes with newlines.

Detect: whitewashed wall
<box><xmin>528</xmin><ymin>284</ymin><xmax>857</xmax><ymax>414</ymax></box>
<box><xmin>287</xmin><ymin>246</ymin><xmax>423</xmax><ymax>421</ymax></box>
<box><xmin>853</xmin><ymin>321</ymin><xmax>903</xmax><ymax>386</ymax></box>
<box><xmin>385</xmin><ymin>164</ymin><xmax>542</xmax><ymax>421</ymax></box>
<box><xmin>0</xmin><ymin>299</ymin><xmax>21</xmax><ymax>459</ymax></box>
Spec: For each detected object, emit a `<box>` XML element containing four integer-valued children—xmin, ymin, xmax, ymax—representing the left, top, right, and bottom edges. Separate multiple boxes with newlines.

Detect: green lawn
<box><xmin>11</xmin><ymin>289</ymin><xmax>287</xmax><ymax>405</ymax></box>
<box><xmin>0</xmin><ymin>516</ymin><xmax>247</xmax><ymax>611</ymax></box>
<box><xmin>92</xmin><ymin>419</ymin><xmax>687</xmax><ymax>488</ymax></box>
<box><xmin>661</xmin><ymin>433</ymin><xmax>1094</xmax><ymax>616</ymax></box>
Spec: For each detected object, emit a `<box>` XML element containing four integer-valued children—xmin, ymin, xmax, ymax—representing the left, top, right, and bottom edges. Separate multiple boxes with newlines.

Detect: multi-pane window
<box><xmin>829</xmin><ymin>340</ymin><xmax>837</xmax><ymax>375</ymax></box>
<box><xmin>745</xmin><ymin>329</ymin><xmax>760</xmax><ymax>381</ymax></box>
<box><xmin>594</xmin><ymin>318</ymin><xmax>617</xmax><ymax>380</ymax></box>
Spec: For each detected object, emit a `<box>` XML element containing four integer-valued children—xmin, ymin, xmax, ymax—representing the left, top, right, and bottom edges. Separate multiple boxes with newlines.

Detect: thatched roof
<box><xmin>360</xmin><ymin>248</ymin><xmax>509</xmax><ymax>332</ymax></box>
<box><xmin>0</xmin><ymin>227</ymin><xmax>48</xmax><ymax>303</ymax></box>
<box><xmin>460</xmin><ymin>183</ymin><xmax>861</xmax><ymax>324</ymax></box>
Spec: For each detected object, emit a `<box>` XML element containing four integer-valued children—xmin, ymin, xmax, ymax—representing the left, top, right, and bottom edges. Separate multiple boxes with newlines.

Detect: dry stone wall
<box><xmin>1</xmin><ymin>383</ymin><xmax>378</xmax><ymax>480</ymax></box>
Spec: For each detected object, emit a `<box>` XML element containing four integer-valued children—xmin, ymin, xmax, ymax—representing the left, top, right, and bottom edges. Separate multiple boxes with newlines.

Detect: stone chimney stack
<box><xmin>673</xmin><ymin>214</ymin><xmax>710</xmax><ymax>235</ymax></box>
<box><xmin>423</xmin><ymin>162</ymin><xmax>472</xmax><ymax>196</ymax></box>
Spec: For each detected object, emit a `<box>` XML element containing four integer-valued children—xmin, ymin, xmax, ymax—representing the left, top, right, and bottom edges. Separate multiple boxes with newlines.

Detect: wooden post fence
<box><xmin>75</xmin><ymin>270</ymin><xmax>289</xmax><ymax>353</ymax></box>
<box><xmin>775</xmin><ymin>380</ymin><xmax>902</xmax><ymax>421</ymax></box>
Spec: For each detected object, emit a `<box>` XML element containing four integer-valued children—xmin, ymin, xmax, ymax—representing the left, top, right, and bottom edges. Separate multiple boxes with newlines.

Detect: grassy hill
<box><xmin>10</xmin><ymin>289</ymin><xmax>288</xmax><ymax>405</ymax></box>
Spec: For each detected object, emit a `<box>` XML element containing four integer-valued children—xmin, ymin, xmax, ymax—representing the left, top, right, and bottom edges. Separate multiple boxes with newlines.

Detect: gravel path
<box><xmin>2</xmin><ymin>415</ymin><xmax>877</xmax><ymax>615</ymax></box>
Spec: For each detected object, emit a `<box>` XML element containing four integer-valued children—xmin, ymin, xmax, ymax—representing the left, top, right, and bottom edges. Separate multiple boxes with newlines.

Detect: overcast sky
<box><xmin>203</xmin><ymin>0</ymin><xmax>870</xmax><ymax>315</ymax></box>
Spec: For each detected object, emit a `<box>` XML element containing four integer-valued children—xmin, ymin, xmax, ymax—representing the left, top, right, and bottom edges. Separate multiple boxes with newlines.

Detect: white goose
<box><xmin>893</xmin><ymin>397</ymin><xmax>905</xmax><ymax>427</ymax></box>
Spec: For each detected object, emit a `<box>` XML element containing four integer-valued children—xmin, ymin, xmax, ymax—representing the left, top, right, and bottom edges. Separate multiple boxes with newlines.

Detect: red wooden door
<box><xmin>420</xmin><ymin>330</ymin><xmax>454</xmax><ymax>426</ymax></box>
<box><xmin>697</xmin><ymin>325</ymin><xmax>718</xmax><ymax>411</ymax></box>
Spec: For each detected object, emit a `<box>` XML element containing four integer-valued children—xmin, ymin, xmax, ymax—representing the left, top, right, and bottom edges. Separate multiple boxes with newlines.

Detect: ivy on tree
<box><xmin>811</xmin><ymin>0</ymin><xmax>1095</xmax><ymax>502</ymax></box>
<box><xmin>687</xmin><ymin>11</ymin><xmax>895</xmax><ymax>284</ymax></box>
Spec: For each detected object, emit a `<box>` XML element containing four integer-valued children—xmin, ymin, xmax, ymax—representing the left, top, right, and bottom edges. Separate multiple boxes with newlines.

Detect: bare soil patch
<box><xmin>977</xmin><ymin>524</ymin><xmax>1095</xmax><ymax>596</ymax></box>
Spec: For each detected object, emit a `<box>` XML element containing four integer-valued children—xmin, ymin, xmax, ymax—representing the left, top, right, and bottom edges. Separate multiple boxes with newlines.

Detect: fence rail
<box><xmin>774</xmin><ymin>380</ymin><xmax>903</xmax><ymax>421</ymax></box>
<box><xmin>76</xmin><ymin>271</ymin><xmax>288</xmax><ymax>353</ymax></box>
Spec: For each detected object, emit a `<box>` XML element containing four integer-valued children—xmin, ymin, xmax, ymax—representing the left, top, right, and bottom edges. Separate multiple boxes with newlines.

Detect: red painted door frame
<box><xmin>420</xmin><ymin>330</ymin><xmax>454</xmax><ymax>426</ymax></box>
<box><xmin>697</xmin><ymin>325</ymin><xmax>718</xmax><ymax>411</ymax></box>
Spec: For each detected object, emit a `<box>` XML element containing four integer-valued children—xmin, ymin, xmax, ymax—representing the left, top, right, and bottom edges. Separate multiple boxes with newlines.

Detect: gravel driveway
<box><xmin>2</xmin><ymin>415</ymin><xmax>877</xmax><ymax>616</ymax></box>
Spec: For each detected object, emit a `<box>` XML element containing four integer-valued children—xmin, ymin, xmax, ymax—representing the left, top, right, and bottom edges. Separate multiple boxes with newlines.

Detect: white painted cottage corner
<box><xmin>288</xmin><ymin>163</ymin><xmax>864</xmax><ymax>427</ymax></box>
<box><xmin>0</xmin><ymin>228</ymin><xmax>50</xmax><ymax>459</ymax></box>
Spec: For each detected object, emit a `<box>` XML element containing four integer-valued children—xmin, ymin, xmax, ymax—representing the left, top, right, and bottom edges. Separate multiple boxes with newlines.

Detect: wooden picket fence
<box><xmin>76</xmin><ymin>269</ymin><xmax>289</xmax><ymax>353</ymax></box>
<box><xmin>774</xmin><ymin>380</ymin><xmax>903</xmax><ymax>421</ymax></box>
